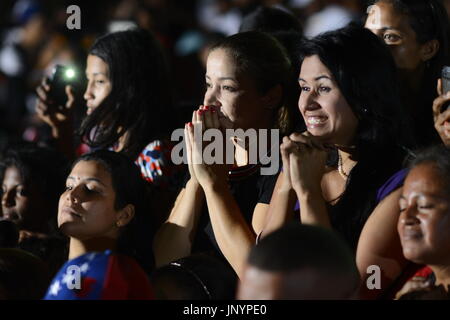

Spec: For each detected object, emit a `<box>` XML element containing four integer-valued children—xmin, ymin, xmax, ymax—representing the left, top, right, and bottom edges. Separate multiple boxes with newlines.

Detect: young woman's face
<box><xmin>1</xmin><ymin>166</ymin><xmax>48</xmax><ymax>231</ymax></box>
<box><xmin>84</xmin><ymin>55</ymin><xmax>112</xmax><ymax>115</ymax></box>
<box><xmin>365</xmin><ymin>1</ymin><xmax>425</xmax><ymax>71</ymax></box>
<box><xmin>203</xmin><ymin>48</ymin><xmax>275</xmax><ymax>130</ymax></box>
<box><xmin>398</xmin><ymin>163</ymin><xmax>450</xmax><ymax>265</ymax></box>
<box><xmin>298</xmin><ymin>55</ymin><xmax>358</xmax><ymax>146</ymax></box>
<box><xmin>58</xmin><ymin>160</ymin><xmax>124</xmax><ymax>241</ymax></box>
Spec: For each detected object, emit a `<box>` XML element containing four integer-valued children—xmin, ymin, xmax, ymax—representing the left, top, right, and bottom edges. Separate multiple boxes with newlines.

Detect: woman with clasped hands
<box><xmin>261</xmin><ymin>25</ymin><xmax>416</xmax><ymax>298</ymax></box>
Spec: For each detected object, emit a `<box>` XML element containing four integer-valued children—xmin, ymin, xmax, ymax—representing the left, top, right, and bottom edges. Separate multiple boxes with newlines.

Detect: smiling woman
<box><xmin>396</xmin><ymin>145</ymin><xmax>450</xmax><ymax>299</ymax></box>
<box><xmin>263</xmin><ymin>24</ymin><xmax>415</xmax><ymax>248</ymax></box>
<box><xmin>298</xmin><ymin>55</ymin><xmax>358</xmax><ymax>147</ymax></box>
<box><xmin>261</xmin><ymin>25</ymin><xmax>417</xmax><ymax>299</ymax></box>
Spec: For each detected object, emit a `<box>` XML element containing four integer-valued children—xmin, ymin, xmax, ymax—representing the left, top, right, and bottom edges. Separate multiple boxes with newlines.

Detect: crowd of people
<box><xmin>0</xmin><ymin>0</ymin><xmax>449</xmax><ymax>300</ymax></box>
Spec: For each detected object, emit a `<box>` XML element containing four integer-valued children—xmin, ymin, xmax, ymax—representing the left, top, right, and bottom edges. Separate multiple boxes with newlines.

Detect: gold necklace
<box><xmin>338</xmin><ymin>152</ymin><xmax>349</xmax><ymax>179</ymax></box>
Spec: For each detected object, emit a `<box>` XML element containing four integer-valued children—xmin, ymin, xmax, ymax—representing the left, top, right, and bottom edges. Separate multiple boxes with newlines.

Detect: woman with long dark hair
<box><xmin>263</xmin><ymin>24</ymin><xmax>414</xmax><ymax>245</ymax></box>
<box><xmin>261</xmin><ymin>25</ymin><xmax>416</xmax><ymax>298</ymax></box>
<box><xmin>36</xmin><ymin>28</ymin><xmax>177</xmax><ymax>186</ymax></box>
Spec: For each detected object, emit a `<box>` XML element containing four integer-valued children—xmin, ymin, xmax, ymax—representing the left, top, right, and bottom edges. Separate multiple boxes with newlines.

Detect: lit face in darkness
<box><xmin>298</xmin><ymin>55</ymin><xmax>358</xmax><ymax>146</ymax></box>
<box><xmin>365</xmin><ymin>1</ymin><xmax>430</xmax><ymax>72</ymax></box>
<box><xmin>1</xmin><ymin>166</ymin><xmax>49</xmax><ymax>231</ymax></box>
<box><xmin>84</xmin><ymin>55</ymin><xmax>112</xmax><ymax>115</ymax></box>
<box><xmin>203</xmin><ymin>48</ymin><xmax>275</xmax><ymax>130</ymax></box>
<box><xmin>58</xmin><ymin>160</ymin><xmax>131</xmax><ymax>241</ymax></box>
<box><xmin>398</xmin><ymin>163</ymin><xmax>450</xmax><ymax>266</ymax></box>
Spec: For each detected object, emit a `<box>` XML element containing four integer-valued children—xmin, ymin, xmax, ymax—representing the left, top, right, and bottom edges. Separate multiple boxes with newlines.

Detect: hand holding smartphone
<box><xmin>49</xmin><ymin>64</ymin><xmax>78</xmax><ymax>109</ymax></box>
<box><xmin>441</xmin><ymin>66</ymin><xmax>450</xmax><ymax>113</ymax></box>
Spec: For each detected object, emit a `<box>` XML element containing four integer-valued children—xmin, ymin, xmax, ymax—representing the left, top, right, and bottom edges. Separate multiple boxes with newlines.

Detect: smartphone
<box><xmin>49</xmin><ymin>64</ymin><xmax>78</xmax><ymax>109</ymax></box>
<box><xmin>441</xmin><ymin>66</ymin><xmax>450</xmax><ymax>113</ymax></box>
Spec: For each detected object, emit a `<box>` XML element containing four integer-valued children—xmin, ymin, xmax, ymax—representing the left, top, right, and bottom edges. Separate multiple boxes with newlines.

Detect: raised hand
<box><xmin>433</xmin><ymin>79</ymin><xmax>450</xmax><ymax>146</ymax></box>
<box><xmin>285</xmin><ymin>132</ymin><xmax>328</xmax><ymax>196</ymax></box>
<box><xmin>35</xmin><ymin>77</ymin><xmax>75</xmax><ymax>136</ymax></box>
<box><xmin>19</xmin><ymin>230</ymin><xmax>48</xmax><ymax>243</ymax></box>
<box><xmin>185</xmin><ymin>106</ymin><xmax>230</xmax><ymax>189</ymax></box>
<box><xmin>279</xmin><ymin>136</ymin><xmax>296</xmax><ymax>192</ymax></box>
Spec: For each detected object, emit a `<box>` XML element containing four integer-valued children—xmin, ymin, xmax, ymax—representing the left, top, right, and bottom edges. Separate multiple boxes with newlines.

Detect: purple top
<box><xmin>375</xmin><ymin>168</ymin><xmax>409</xmax><ymax>203</ymax></box>
<box><xmin>294</xmin><ymin>168</ymin><xmax>409</xmax><ymax>211</ymax></box>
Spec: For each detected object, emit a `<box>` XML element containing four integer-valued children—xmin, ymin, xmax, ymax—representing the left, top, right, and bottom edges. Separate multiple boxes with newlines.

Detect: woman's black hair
<box><xmin>248</xmin><ymin>222</ymin><xmax>360</xmax><ymax>298</ymax></box>
<box><xmin>408</xmin><ymin>144</ymin><xmax>450</xmax><ymax>194</ymax></box>
<box><xmin>298</xmin><ymin>25</ymin><xmax>415</xmax><ymax>250</ymax></box>
<box><xmin>239</xmin><ymin>6</ymin><xmax>303</xmax><ymax>34</ymax></box>
<box><xmin>78</xmin><ymin>28</ymin><xmax>175</xmax><ymax>159</ymax></box>
<box><xmin>239</xmin><ymin>7</ymin><xmax>305</xmax><ymax>132</ymax></box>
<box><xmin>0</xmin><ymin>142</ymin><xmax>67</xmax><ymax>233</ymax></box>
<box><xmin>72</xmin><ymin>150</ymin><xmax>155</xmax><ymax>272</ymax></box>
<box><xmin>150</xmin><ymin>253</ymin><xmax>237</xmax><ymax>300</ymax></box>
<box><xmin>299</xmin><ymin>24</ymin><xmax>415</xmax><ymax>150</ymax></box>
<box><xmin>0</xmin><ymin>248</ymin><xmax>51</xmax><ymax>300</ymax></box>
<box><xmin>210</xmin><ymin>31</ymin><xmax>299</xmax><ymax>134</ymax></box>
<box><xmin>370</xmin><ymin>0</ymin><xmax>450</xmax><ymax>145</ymax></box>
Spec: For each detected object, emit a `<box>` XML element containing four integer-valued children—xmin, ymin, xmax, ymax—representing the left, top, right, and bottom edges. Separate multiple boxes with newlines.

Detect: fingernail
<box><xmin>204</xmin><ymin>106</ymin><xmax>210</xmax><ymax>110</ymax></box>
<box><xmin>198</xmin><ymin>110</ymin><xmax>204</xmax><ymax>115</ymax></box>
<box><xmin>188</xmin><ymin>122</ymin><xmax>193</xmax><ymax>127</ymax></box>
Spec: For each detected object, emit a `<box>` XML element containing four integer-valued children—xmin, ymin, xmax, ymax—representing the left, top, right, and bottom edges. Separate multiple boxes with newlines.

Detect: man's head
<box><xmin>237</xmin><ymin>223</ymin><xmax>360</xmax><ymax>299</ymax></box>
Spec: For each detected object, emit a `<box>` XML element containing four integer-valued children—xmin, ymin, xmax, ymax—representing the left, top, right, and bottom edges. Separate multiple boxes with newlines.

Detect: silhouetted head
<box><xmin>151</xmin><ymin>254</ymin><xmax>237</xmax><ymax>300</ymax></box>
<box><xmin>238</xmin><ymin>223</ymin><xmax>360</xmax><ymax>299</ymax></box>
<box><xmin>0</xmin><ymin>248</ymin><xmax>50</xmax><ymax>299</ymax></box>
